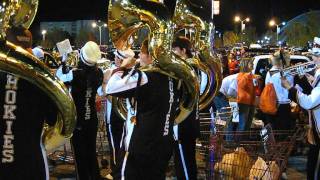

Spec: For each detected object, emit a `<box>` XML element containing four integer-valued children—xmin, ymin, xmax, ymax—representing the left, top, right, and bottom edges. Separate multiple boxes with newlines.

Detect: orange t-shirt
<box><xmin>237</xmin><ymin>73</ymin><xmax>256</xmax><ymax>105</ymax></box>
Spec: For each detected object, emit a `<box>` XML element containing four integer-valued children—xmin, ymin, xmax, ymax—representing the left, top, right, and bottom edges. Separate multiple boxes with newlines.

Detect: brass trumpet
<box><xmin>280</xmin><ymin>61</ymin><xmax>317</xmax><ymax>76</ymax></box>
<box><xmin>97</xmin><ymin>58</ymin><xmax>113</xmax><ymax>72</ymax></box>
<box><xmin>65</xmin><ymin>50</ymin><xmax>80</xmax><ymax>68</ymax></box>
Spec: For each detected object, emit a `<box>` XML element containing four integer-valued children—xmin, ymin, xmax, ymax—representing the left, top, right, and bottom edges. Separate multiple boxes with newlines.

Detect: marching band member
<box><xmin>0</xmin><ymin>27</ymin><xmax>57</xmax><ymax>180</ymax></box>
<box><xmin>101</xmin><ymin>48</ymin><xmax>135</xmax><ymax>179</ymax></box>
<box><xmin>56</xmin><ymin>41</ymin><xmax>103</xmax><ymax>180</ymax></box>
<box><xmin>281</xmin><ymin>37</ymin><xmax>320</xmax><ymax>180</ymax></box>
<box><xmin>106</xmin><ymin>40</ymin><xmax>179</xmax><ymax>179</ymax></box>
<box><xmin>171</xmin><ymin>36</ymin><xmax>199</xmax><ymax>179</ymax></box>
<box><xmin>265</xmin><ymin>50</ymin><xmax>295</xmax><ymax>130</ymax></box>
<box><xmin>0</xmin><ymin>70</ymin><xmax>58</xmax><ymax>180</ymax></box>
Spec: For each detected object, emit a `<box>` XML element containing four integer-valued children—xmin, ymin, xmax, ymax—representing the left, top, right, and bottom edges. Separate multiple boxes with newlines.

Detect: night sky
<box><xmin>30</xmin><ymin>0</ymin><xmax>320</xmax><ymax>36</ymax></box>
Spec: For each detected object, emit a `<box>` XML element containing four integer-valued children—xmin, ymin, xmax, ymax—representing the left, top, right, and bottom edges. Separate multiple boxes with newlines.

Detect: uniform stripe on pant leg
<box><xmin>120</xmin><ymin>122</ymin><xmax>125</xmax><ymax>149</ymax></box>
<box><xmin>121</xmin><ymin>152</ymin><xmax>129</xmax><ymax>180</ymax></box>
<box><xmin>40</xmin><ymin>132</ymin><xmax>49</xmax><ymax>180</ymax></box>
<box><xmin>174</xmin><ymin>125</ymin><xmax>189</xmax><ymax>180</ymax></box>
<box><xmin>108</xmin><ymin>124</ymin><xmax>116</xmax><ymax>165</ymax></box>
<box><xmin>178</xmin><ymin>143</ymin><xmax>189</xmax><ymax>180</ymax></box>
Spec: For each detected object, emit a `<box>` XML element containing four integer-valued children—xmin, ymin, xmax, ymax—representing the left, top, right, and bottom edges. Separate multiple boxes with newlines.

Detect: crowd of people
<box><xmin>215</xmin><ymin>37</ymin><xmax>320</xmax><ymax>180</ymax></box>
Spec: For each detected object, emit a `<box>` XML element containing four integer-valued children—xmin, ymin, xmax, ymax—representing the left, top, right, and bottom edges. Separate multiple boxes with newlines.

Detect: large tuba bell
<box><xmin>197</xmin><ymin>22</ymin><xmax>222</xmax><ymax>110</ymax></box>
<box><xmin>108</xmin><ymin>0</ymin><xmax>199</xmax><ymax>124</ymax></box>
<box><xmin>0</xmin><ymin>0</ymin><xmax>76</xmax><ymax>150</ymax></box>
<box><xmin>11</xmin><ymin>0</ymin><xmax>39</xmax><ymax>29</ymax></box>
<box><xmin>177</xmin><ymin>0</ymin><xmax>222</xmax><ymax>110</ymax></box>
<box><xmin>172</xmin><ymin>0</ymin><xmax>221</xmax><ymax>111</ymax></box>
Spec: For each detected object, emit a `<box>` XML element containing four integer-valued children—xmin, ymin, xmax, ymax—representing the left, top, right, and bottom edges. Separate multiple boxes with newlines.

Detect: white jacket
<box><xmin>295</xmin><ymin>72</ymin><xmax>320</xmax><ymax>144</ymax></box>
<box><xmin>266</xmin><ymin>67</ymin><xmax>293</xmax><ymax>104</ymax></box>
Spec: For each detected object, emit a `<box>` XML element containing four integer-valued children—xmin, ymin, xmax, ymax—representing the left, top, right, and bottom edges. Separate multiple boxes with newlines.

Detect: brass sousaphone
<box><xmin>108</xmin><ymin>0</ymin><xmax>199</xmax><ymax>123</ymax></box>
<box><xmin>175</xmin><ymin>0</ymin><xmax>222</xmax><ymax>110</ymax></box>
<box><xmin>0</xmin><ymin>0</ymin><xmax>76</xmax><ymax>150</ymax></box>
<box><xmin>172</xmin><ymin>0</ymin><xmax>222</xmax><ymax>111</ymax></box>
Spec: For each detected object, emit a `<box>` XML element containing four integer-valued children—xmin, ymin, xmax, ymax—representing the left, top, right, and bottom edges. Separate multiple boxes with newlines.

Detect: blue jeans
<box><xmin>238</xmin><ymin>103</ymin><xmax>255</xmax><ymax>131</ymax></box>
<box><xmin>213</xmin><ymin>94</ymin><xmax>234</xmax><ymax>140</ymax></box>
<box><xmin>213</xmin><ymin>93</ymin><xmax>229</xmax><ymax>111</ymax></box>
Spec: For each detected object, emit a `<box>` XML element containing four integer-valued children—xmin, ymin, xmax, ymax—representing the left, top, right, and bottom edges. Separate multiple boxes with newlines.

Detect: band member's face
<box><xmin>172</xmin><ymin>47</ymin><xmax>186</xmax><ymax>59</ymax></box>
<box><xmin>114</xmin><ymin>56</ymin><xmax>123</xmax><ymax>67</ymax></box>
<box><xmin>139</xmin><ymin>52</ymin><xmax>152</xmax><ymax>66</ymax></box>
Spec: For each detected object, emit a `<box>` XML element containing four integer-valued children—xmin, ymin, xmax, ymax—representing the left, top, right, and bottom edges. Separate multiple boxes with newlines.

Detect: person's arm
<box><xmin>55</xmin><ymin>54</ymin><xmax>74</xmax><ymax>82</ymax></box>
<box><xmin>265</xmin><ymin>71</ymin><xmax>271</xmax><ymax>84</ymax></box>
<box><xmin>289</xmin><ymin>87</ymin><xmax>320</xmax><ymax>110</ymax></box>
<box><xmin>283</xmin><ymin>77</ymin><xmax>320</xmax><ymax>109</ymax></box>
<box><xmin>294</xmin><ymin>75</ymin><xmax>313</xmax><ymax>95</ymax></box>
<box><xmin>106</xmin><ymin>56</ymin><xmax>148</xmax><ymax>98</ymax></box>
<box><xmin>97</xmin><ymin>69</ymin><xmax>114</xmax><ymax>96</ymax></box>
<box><xmin>106</xmin><ymin>69</ymin><xmax>148</xmax><ymax>98</ymax></box>
<box><xmin>56</xmin><ymin>66</ymin><xmax>73</xmax><ymax>82</ymax></box>
<box><xmin>44</xmin><ymin>101</ymin><xmax>58</xmax><ymax>126</ymax></box>
<box><xmin>40</xmin><ymin>90</ymin><xmax>58</xmax><ymax>126</ymax></box>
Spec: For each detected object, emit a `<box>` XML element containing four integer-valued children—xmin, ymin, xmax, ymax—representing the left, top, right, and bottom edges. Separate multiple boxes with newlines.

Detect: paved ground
<box><xmin>287</xmin><ymin>156</ymin><xmax>307</xmax><ymax>180</ymax></box>
<box><xmin>49</xmin><ymin>155</ymin><xmax>307</xmax><ymax>180</ymax></box>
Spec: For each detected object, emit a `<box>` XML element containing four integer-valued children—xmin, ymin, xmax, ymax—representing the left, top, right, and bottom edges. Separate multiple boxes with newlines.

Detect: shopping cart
<box><xmin>198</xmin><ymin>108</ymin><xmax>301</xmax><ymax>180</ymax></box>
<box><xmin>197</xmin><ymin>107</ymin><xmax>235</xmax><ymax>179</ymax></box>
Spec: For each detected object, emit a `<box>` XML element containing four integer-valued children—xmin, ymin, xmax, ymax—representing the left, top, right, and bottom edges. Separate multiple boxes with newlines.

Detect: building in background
<box><xmin>40</xmin><ymin>20</ymin><xmax>110</xmax><ymax>46</ymax></box>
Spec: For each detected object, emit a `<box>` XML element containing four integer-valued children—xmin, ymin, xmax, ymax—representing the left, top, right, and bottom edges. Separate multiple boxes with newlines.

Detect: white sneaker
<box><xmin>105</xmin><ymin>174</ymin><xmax>113</xmax><ymax>180</ymax></box>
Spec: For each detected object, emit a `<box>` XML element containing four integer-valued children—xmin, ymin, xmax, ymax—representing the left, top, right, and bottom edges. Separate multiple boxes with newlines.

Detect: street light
<box><xmin>269</xmin><ymin>20</ymin><xmax>276</xmax><ymax>27</ymax></box>
<box><xmin>269</xmin><ymin>19</ymin><xmax>286</xmax><ymax>43</ymax></box>
<box><xmin>92</xmin><ymin>22</ymin><xmax>97</xmax><ymax>28</ymax></box>
<box><xmin>41</xmin><ymin>30</ymin><xmax>47</xmax><ymax>41</ymax></box>
<box><xmin>92</xmin><ymin>20</ymin><xmax>107</xmax><ymax>46</ymax></box>
<box><xmin>215</xmin><ymin>30</ymin><xmax>222</xmax><ymax>38</ymax></box>
<box><xmin>234</xmin><ymin>15</ymin><xmax>250</xmax><ymax>32</ymax></box>
<box><xmin>234</xmin><ymin>16</ymin><xmax>241</xmax><ymax>22</ymax></box>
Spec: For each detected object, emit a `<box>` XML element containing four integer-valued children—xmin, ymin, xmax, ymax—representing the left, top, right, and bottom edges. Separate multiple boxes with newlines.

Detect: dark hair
<box><xmin>141</xmin><ymin>39</ymin><xmax>149</xmax><ymax>54</ymax></box>
<box><xmin>6</xmin><ymin>26</ymin><xmax>32</xmax><ymax>49</ymax></box>
<box><xmin>172</xmin><ymin>36</ymin><xmax>193</xmax><ymax>58</ymax></box>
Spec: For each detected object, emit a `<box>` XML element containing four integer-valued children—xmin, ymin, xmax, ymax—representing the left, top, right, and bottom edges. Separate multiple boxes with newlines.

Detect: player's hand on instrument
<box><xmin>305</xmin><ymin>73</ymin><xmax>315</xmax><ymax>84</ymax></box>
